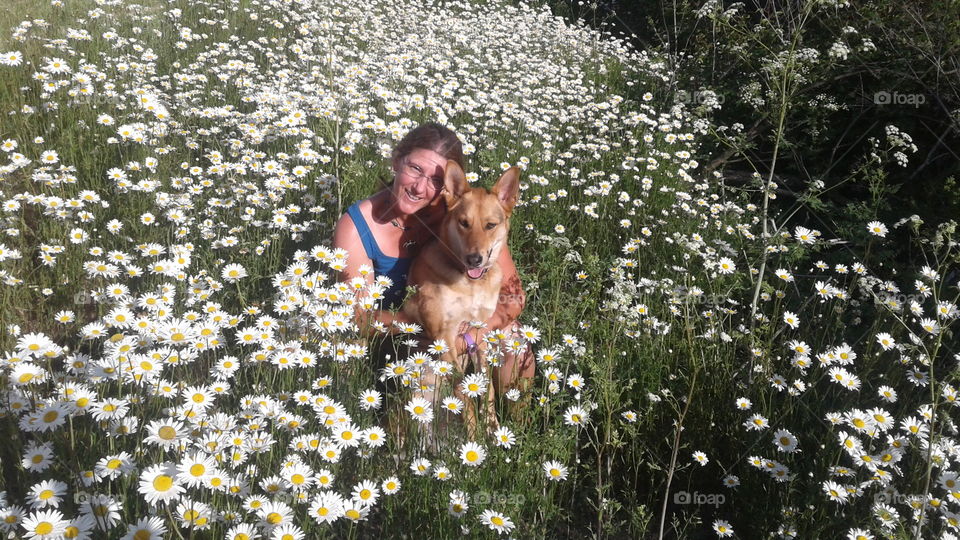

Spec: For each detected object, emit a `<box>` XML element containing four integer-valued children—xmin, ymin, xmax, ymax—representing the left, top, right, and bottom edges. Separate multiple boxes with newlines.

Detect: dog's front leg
<box><xmin>441</xmin><ymin>331</ymin><xmax>482</xmax><ymax>439</ymax></box>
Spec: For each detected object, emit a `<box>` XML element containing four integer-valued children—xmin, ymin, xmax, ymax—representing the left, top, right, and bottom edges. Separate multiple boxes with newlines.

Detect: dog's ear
<box><xmin>443</xmin><ymin>160</ymin><xmax>467</xmax><ymax>208</ymax></box>
<box><xmin>492</xmin><ymin>166</ymin><xmax>521</xmax><ymax>216</ymax></box>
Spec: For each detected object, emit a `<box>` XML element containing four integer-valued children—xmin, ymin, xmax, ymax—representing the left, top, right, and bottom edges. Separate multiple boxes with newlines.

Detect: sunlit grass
<box><xmin>0</xmin><ymin>0</ymin><xmax>956</xmax><ymax>539</ymax></box>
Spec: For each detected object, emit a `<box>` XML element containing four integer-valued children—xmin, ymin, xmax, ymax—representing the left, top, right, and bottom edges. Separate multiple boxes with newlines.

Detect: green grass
<box><xmin>0</xmin><ymin>0</ymin><xmax>957</xmax><ymax>539</ymax></box>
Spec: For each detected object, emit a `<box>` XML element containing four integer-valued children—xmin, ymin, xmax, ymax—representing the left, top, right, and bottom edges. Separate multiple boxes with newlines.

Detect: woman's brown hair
<box><xmin>391</xmin><ymin>122</ymin><xmax>465</xmax><ymax>169</ymax></box>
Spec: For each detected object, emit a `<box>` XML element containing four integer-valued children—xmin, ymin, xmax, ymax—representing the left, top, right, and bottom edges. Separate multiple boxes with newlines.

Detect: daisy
<box><xmin>405</xmin><ymin>396</ymin><xmax>434</xmax><ymax>423</ymax></box>
<box><xmin>744</xmin><ymin>414</ymin><xmax>769</xmax><ymax>431</ymax></box>
<box><xmin>270</xmin><ymin>523</ymin><xmax>305</xmax><ymax>539</ymax></box>
<box><xmin>221</xmin><ymin>263</ymin><xmax>248</xmax><ymax>282</ymax></box>
<box><xmin>21</xmin><ymin>509</ymin><xmax>68</xmax><ymax>540</ymax></box>
<box><xmin>479</xmin><ymin>509</ymin><xmax>515</xmax><ymax>535</ymax></box>
<box><xmin>441</xmin><ymin>396</ymin><xmax>464</xmax><ymax>415</ymax></box>
<box><xmin>358</xmin><ymin>389</ymin><xmax>382</xmax><ymax>410</ymax></box>
<box><xmin>176</xmin><ymin>500</ymin><xmax>213</xmax><ymax>529</ymax></box>
<box><xmin>16</xmin><ymin>333</ymin><xmax>55</xmax><ymax>357</ymax></box>
<box><xmin>875</xmin><ymin>332</ymin><xmax>896</xmax><ymax>351</ymax></box>
<box><xmin>867</xmin><ymin>408</ymin><xmax>894</xmax><ymax>431</ymax></box>
<box><xmin>21</xmin><ymin>442</ymin><xmax>54</xmax><ymax>472</ymax></box>
<box><xmin>341</xmin><ymin>502</ymin><xmax>369</xmax><ymax>523</ymax></box>
<box><xmin>493</xmin><ymin>426</ymin><xmax>517</xmax><ymax>449</ymax></box>
<box><xmin>735</xmin><ymin>398</ymin><xmax>752</xmax><ymax>410</ymax></box>
<box><xmin>433</xmin><ymin>465</ymin><xmax>452</xmax><ymax>481</ymax></box>
<box><xmin>95</xmin><ymin>452</ymin><xmax>136</xmax><ymax>480</ymax></box>
<box><xmin>716</xmin><ymin>257</ymin><xmax>735</xmax><ymax>274</ymax></box>
<box><xmin>782</xmin><ymin>311</ymin><xmax>800</xmax><ymax>329</ymax></box>
<box><xmin>78</xmin><ymin>494</ymin><xmax>122</xmax><ymax>531</ymax></box>
<box><xmin>382</xmin><ymin>476</ymin><xmax>401</xmax><ymax>495</ymax></box>
<box><xmin>566</xmin><ymin>373</ymin><xmax>586</xmax><ymax>391</ymax></box>
<box><xmin>62</xmin><ymin>514</ymin><xmax>95</xmax><ymax>540</ymax></box>
<box><xmin>181</xmin><ymin>385</ymin><xmax>214</xmax><ymax>410</ymax></box>
<box><xmin>460</xmin><ymin>373</ymin><xmax>488</xmax><ymax>397</ymax></box>
<box><xmin>1</xmin><ymin>51</ymin><xmax>23</xmax><ymax>66</ymax></box>
<box><xmin>692</xmin><ymin>451</ymin><xmax>709</xmax><ymax>465</ymax></box>
<box><xmin>866</xmin><ymin>221</ymin><xmax>888</xmax><ymax>237</ymax></box>
<box><xmin>225</xmin><ymin>523</ymin><xmax>260</xmax><ymax>540</ymax></box>
<box><xmin>0</xmin><ymin>505</ymin><xmax>25</xmax><ymax>532</ymax></box>
<box><xmin>845</xmin><ymin>409</ymin><xmax>874</xmax><ymax>433</ymax></box>
<box><xmin>774</xmin><ymin>268</ymin><xmax>794</xmax><ymax>282</ymax></box>
<box><xmin>9</xmin><ymin>362</ymin><xmax>47</xmax><ymax>386</ymax></box>
<box><xmin>331</xmin><ymin>422</ymin><xmax>362</xmax><ymax>449</ymax></box>
<box><xmin>39</xmin><ymin>150</ymin><xmax>59</xmax><ymax>164</ymax></box>
<box><xmin>144</xmin><ymin>419</ymin><xmax>187</xmax><ymax>450</ymax></box>
<box><xmin>543</xmin><ymin>460</ymin><xmax>568</xmax><ymax>481</ymax></box>
<box><xmin>177</xmin><ymin>452</ymin><xmax>217</xmax><ymax>488</ymax></box>
<box><xmin>460</xmin><ymin>441</ymin><xmax>487</xmax><ymax>467</ymax></box>
<box><xmin>794</xmin><ymin>226</ymin><xmax>816</xmax><ymax>244</ymax></box>
<box><xmin>772</xmin><ymin>429</ymin><xmax>799</xmax><ymax>452</ymax></box>
<box><xmin>563</xmin><ymin>404</ymin><xmax>589</xmax><ymax>427</ymax></box>
<box><xmin>308</xmin><ymin>491</ymin><xmax>343</xmax><ymax>525</ymax></box>
<box><xmin>823</xmin><ymin>480</ymin><xmax>849</xmax><ymax>503</ymax></box>
<box><xmin>259</xmin><ymin>500</ymin><xmax>294</xmax><ymax>530</ymax></box>
<box><xmin>89</xmin><ymin>398</ymin><xmax>128</xmax><ymax>421</ymax></box>
<box><xmin>139</xmin><ymin>463</ymin><xmax>185</xmax><ymax>505</ymax></box>
<box><xmin>29</xmin><ymin>402</ymin><xmax>68</xmax><ymax>433</ymax></box>
<box><xmin>362</xmin><ymin>426</ymin><xmax>386</xmax><ymax>448</ymax></box>
<box><xmin>28</xmin><ymin>480</ymin><xmax>67</xmax><ymax>509</ymax></box>
<box><xmin>713</xmin><ymin>519</ymin><xmax>734</xmax><ymax>537</ymax></box>
<box><xmin>448</xmin><ymin>490</ymin><xmax>469</xmax><ymax>517</ymax></box>
<box><xmin>919</xmin><ymin>318</ymin><xmax>940</xmax><ymax>335</ymax></box>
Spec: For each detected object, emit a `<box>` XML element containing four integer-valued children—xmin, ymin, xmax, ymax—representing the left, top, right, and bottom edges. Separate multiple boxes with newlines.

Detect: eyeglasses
<box><xmin>402</xmin><ymin>160</ymin><xmax>444</xmax><ymax>191</ymax></box>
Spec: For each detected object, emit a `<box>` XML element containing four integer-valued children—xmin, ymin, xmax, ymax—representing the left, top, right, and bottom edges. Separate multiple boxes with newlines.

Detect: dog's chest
<box><xmin>433</xmin><ymin>274</ymin><xmax>499</xmax><ymax>325</ymax></box>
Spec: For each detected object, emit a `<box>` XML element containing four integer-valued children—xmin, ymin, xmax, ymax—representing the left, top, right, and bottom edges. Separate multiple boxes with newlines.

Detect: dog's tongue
<box><xmin>467</xmin><ymin>267</ymin><xmax>485</xmax><ymax>280</ymax></box>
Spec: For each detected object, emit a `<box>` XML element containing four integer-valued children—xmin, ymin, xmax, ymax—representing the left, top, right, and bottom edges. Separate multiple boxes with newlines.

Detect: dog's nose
<box><xmin>465</xmin><ymin>253</ymin><xmax>483</xmax><ymax>268</ymax></box>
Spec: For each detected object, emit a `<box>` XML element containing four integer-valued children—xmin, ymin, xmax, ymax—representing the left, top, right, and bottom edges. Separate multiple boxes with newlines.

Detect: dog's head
<box><xmin>440</xmin><ymin>160</ymin><xmax>520</xmax><ymax>280</ymax></box>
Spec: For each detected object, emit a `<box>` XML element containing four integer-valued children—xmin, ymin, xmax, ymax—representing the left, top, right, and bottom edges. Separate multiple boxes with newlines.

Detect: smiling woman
<box><xmin>331</xmin><ymin>122</ymin><xmax>534</xmax><ymax>393</ymax></box>
<box><xmin>332</xmin><ymin>122</ymin><xmax>461</xmax><ymax>312</ymax></box>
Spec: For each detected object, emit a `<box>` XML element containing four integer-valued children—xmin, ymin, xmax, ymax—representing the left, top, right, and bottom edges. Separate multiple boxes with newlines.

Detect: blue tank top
<box><xmin>346</xmin><ymin>202</ymin><xmax>411</xmax><ymax>310</ymax></box>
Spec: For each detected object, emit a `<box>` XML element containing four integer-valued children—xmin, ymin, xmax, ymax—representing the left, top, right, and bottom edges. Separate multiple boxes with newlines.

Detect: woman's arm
<box><xmin>487</xmin><ymin>245</ymin><xmax>525</xmax><ymax>329</ymax></box>
<box><xmin>331</xmin><ymin>211</ymin><xmax>414</xmax><ymax>335</ymax></box>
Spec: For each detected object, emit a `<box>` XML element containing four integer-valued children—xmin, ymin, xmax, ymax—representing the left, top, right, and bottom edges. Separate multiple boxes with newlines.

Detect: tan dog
<box><xmin>403</xmin><ymin>160</ymin><xmax>520</xmax><ymax>435</ymax></box>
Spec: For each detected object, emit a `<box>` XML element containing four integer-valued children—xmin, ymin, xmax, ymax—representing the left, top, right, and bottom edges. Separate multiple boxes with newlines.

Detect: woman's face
<box><xmin>390</xmin><ymin>148</ymin><xmax>447</xmax><ymax>216</ymax></box>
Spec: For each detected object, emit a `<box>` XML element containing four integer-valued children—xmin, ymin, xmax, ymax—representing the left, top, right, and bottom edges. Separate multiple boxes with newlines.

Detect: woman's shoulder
<box><xmin>334</xmin><ymin>198</ymin><xmax>368</xmax><ymax>245</ymax></box>
<box><xmin>336</xmin><ymin>197</ymin><xmax>372</xmax><ymax>227</ymax></box>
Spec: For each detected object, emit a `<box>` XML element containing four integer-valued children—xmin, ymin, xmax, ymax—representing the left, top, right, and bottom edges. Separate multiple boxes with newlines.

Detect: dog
<box><xmin>402</xmin><ymin>160</ymin><xmax>520</xmax><ymax>436</ymax></box>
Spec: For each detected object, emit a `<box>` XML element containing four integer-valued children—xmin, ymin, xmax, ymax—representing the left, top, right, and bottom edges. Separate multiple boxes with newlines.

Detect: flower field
<box><xmin>0</xmin><ymin>0</ymin><xmax>957</xmax><ymax>538</ymax></box>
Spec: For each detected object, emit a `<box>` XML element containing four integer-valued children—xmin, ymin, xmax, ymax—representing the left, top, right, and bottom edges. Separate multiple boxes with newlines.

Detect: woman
<box><xmin>331</xmin><ymin>122</ymin><xmax>533</xmax><ymax>395</ymax></box>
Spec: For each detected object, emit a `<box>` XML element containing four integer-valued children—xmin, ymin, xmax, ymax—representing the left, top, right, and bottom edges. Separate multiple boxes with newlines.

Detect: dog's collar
<box><xmin>462</xmin><ymin>332</ymin><xmax>479</xmax><ymax>354</ymax></box>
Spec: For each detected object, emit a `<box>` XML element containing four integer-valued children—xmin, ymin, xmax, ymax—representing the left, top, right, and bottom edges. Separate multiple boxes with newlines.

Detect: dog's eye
<box><xmin>485</xmin><ymin>222</ymin><xmax>496</xmax><ymax>230</ymax></box>
<box><xmin>459</xmin><ymin>219</ymin><xmax>469</xmax><ymax>229</ymax></box>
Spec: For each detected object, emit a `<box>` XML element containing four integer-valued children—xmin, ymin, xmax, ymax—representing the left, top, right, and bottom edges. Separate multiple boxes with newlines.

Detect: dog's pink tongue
<box><xmin>467</xmin><ymin>267</ymin><xmax>485</xmax><ymax>279</ymax></box>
